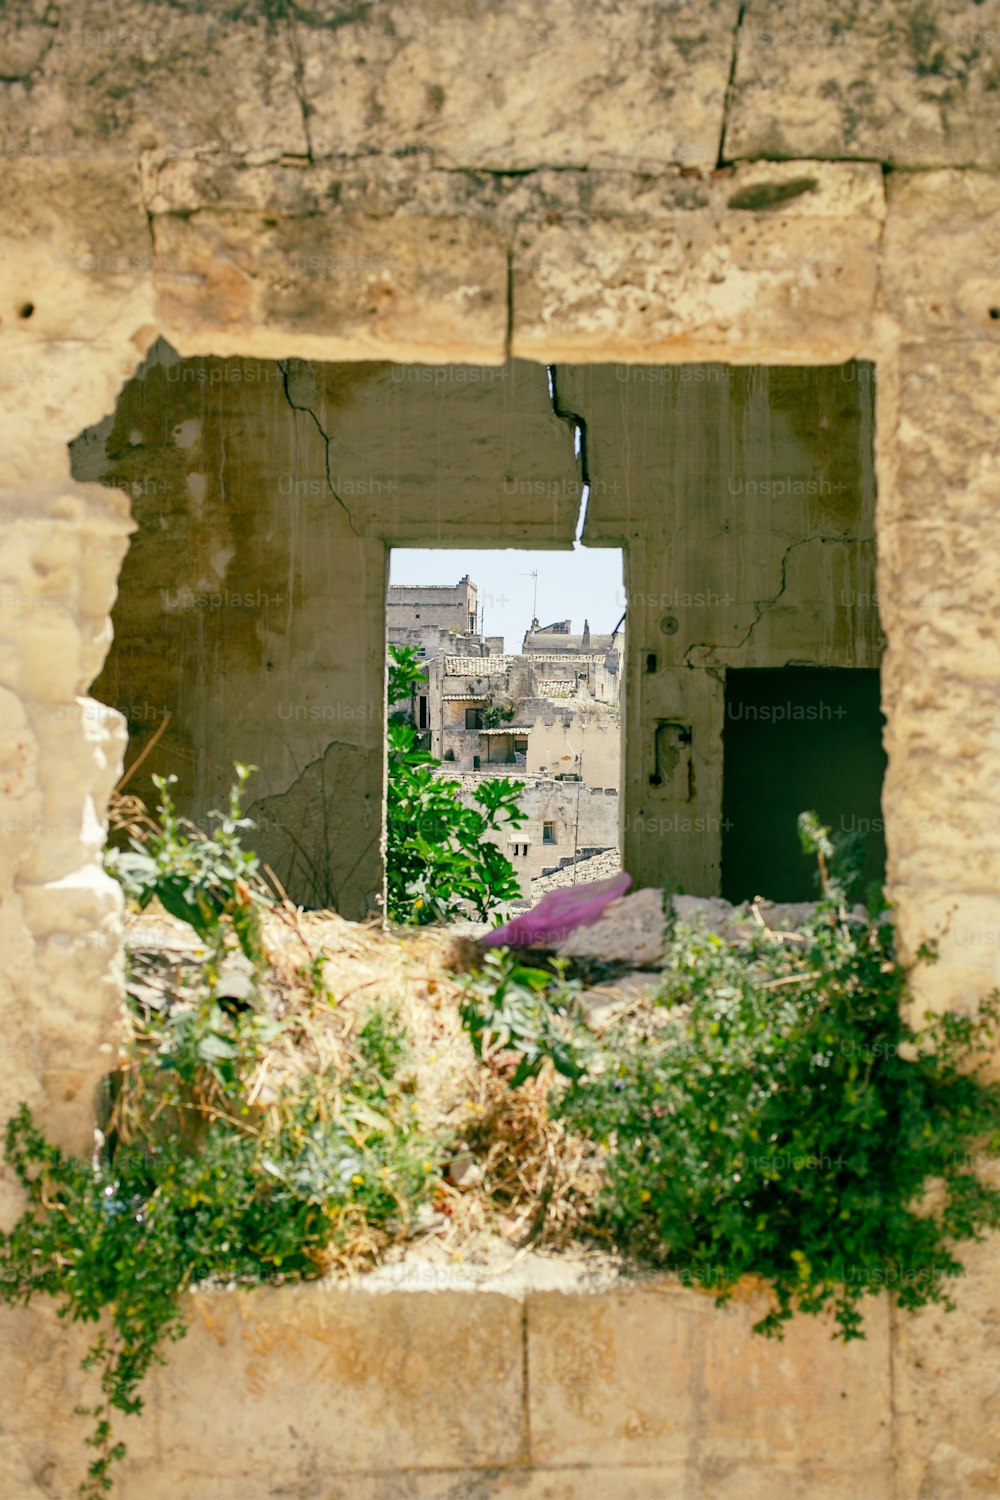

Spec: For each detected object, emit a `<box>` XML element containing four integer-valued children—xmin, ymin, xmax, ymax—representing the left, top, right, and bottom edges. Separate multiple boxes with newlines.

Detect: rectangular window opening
<box><xmin>388</xmin><ymin>543</ymin><xmax>625</xmax><ymax>901</ymax></box>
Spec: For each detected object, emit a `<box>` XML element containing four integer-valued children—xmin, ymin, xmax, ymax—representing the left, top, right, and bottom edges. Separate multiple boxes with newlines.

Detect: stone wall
<box><xmin>387</xmin><ymin>577</ymin><xmax>478</xmax><ymax>634</ymax></box>
<box><xmin>0</xmin><ymin>1266</ymin><xmax>893</xmax><ymax>1500</ymax></box>
<box><xmin>471</xmin><ymin>777</ymin><xmax>620</xmax><ymax>896</ymax></box>
<box><xmin>568</xmin><ymin>362</ymin><xmax>881</xmax><ymax>896</ymax></box>
<box><xmin>5</xmin><ymin>2</ymin><xmax>1000</xmax><ymax>1494</ymax></box>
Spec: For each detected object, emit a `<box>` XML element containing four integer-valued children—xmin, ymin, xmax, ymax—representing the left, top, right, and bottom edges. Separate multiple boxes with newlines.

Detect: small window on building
<box><xmin>543</xmin><ymin>821</ymin><xmax>556</xmax><ymax>844</ymax></box>
<box><xmin>418</xmin><ymin>695</ymin><xmax>428</xmax><ymax>729</ymax></box>
<box><xmin>466</xmin><ymin>707</ymin><xmax>484</xmax><ymax>729</ymax></box>
<box><xmin>514</xmin><ymin>738</ymin><xmax>528</xmax><ymax>754</ymax></box>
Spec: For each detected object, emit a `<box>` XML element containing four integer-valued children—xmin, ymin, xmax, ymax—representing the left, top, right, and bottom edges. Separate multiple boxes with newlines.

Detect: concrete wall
<box><xmin>5</xmin><ymin>3</ymin><xmax>1000</xmax><ymax>1494</ymax></box>
<box><xmin>566</xmin><ymin>362</ymin><xmax>881</xmax><ymax>896</ymax></box>
<box><xmin>73</xmin><ymin>346</ymin><xmax>578</xmax><ymax>915</ymax></box>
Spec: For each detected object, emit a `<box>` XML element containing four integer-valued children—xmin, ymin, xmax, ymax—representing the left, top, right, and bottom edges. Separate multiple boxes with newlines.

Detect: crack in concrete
<box><xmin>283</xmin><ymin>12</ymin><xmax>316</xmax><ymax>163</ymax></box>
<box><xmin>716</xmin><ymin>1</ymin><xmax>747</xmax><ymax>169</ymax></box>
<box><xmin>548</xmin><ymin>365</ymin><xmax>591</xmax><ymax>544</ymax></box>
<box><xmin>684</xmin><ymin>532</ymin><xmax>876</xmax><ymax>675</ymax></box>
<box><xmin>278</xmin><ymin>361</ymin><xmax>362</xmax><ymax>536</ymax></box>
<box><xmin>504</xmin><ymin>245</ymin><xmax>514</xmax><ymax>364</ymax></box>
<box><xmin>248</xmin><ymin>737</ymin><xmax>380</xmax><ymax>914</ymax></box>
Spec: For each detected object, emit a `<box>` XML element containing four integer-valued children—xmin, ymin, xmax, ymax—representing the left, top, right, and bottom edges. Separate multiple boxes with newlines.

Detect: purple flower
<box><xmin>482</xmin><ymin>871</ymin><xmax>633</xmax><ymax>949</ymax></box>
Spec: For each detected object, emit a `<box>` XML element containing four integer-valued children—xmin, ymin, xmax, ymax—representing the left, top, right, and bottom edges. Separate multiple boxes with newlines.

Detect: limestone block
<box><xmin>152</xmin><ymin>173</ymin><xmax>510</xmax><ymax>364</ymax></box>
<box><xmin>295</xmin><ymin>0</ymin><xmax>736</xmax><ymax>171</ymax></box>
<box><xmin>698</xmin><ymin>1289</ymin><xmax>891</xmax><ymax>1476</ymax></box>
<box><xmin>0</xmin><ymin>682</ymin><xmax>40</xmax><ymax>840</ymax></box>
<box><xmin>0</xmin><ymin>0</ymin><xmax>304</xmax><ymax>157</ymax></box>
<box><xmin>0</xmin><ymin>496</ymin><xmax>133</xmax><ymax>702</ymax></box>
<box><xmin>526</xmin><ymin>1283</ymin><xmax>708</xmax><ymax>1467</ymax></box>
<box><xmin>879</xmin><ymin>342</ymin><xmax>1000</xmax><ymax>995</ymax></box>
<box><xmin>143</xmin><ymin>1282</ymin><xmax>525</xmax><ymax>1475</ymax></box>
<box><xmin>881</xmin><ymin>171</ymin><xmax>1000</xmax><ymax>341</ymax></box>
<box><xmin>0</xmin><ymin>1297</ymin><xmax>148</xmax><ymax>1498</ymax></box>
<box><xmin>116</xmin><ymin>1466</ymin><xmax>690</xmax><ymax>1499</ymax></box>
<box><xmin>0</xmin><ymin>160</ymin><xmax>154</xmax><ymax>484</ymax></box>
<box><xmin>19</xmin><ymin>698</ymin><xmax>125</xmax><ymax>884</ymax></box>
<box><xmin>511</xmin><ymin>162</ymin><xmax>884</xmax><ymax>365</ymax></box>
<box><xmin>17</xmin><ymin>864</ymin><xmax>123</xmax><ymax>1093</ymax></box>
<box><xmin>0</xmin><ymin>159</ymin><xmax>151</xmax><ymax>345</ymax></box>
<box><xmin>892</xmin><ymin>1231</ymin><xmax>1000</xmax><ymax>1500</ymax></box>
<box><xmin>727</xmin><ymin>0</ymin><xmax>1000</xmax><ymax>169</ymax></box>
<box><xmin>695</xmin><ymin>1466</ymin><xmax>888</xmax><ymax>1500</ymax></box>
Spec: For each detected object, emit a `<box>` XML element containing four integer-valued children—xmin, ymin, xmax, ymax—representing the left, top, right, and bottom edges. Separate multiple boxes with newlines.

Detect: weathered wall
<box><xmin>387</xmin><ymin>578</ymin><xmax>478</xmax><ymax>634</ymax></box>
<box><xmin>74</xmin><ymin>345</ymin><xmax>578</xmax><ymax>914</ymax></box>
<box><xmin>463</xmin><ymin>776</ymin><xmax>620</xmax><ymax>895</ymax></box>
<box><xmin>0</xmin><ymin>1267</ymin><xmax>892</xmax><ymax>1500</ymax></box>
<box><xmin>567</xmin><ymin>362</ymin><xmax>881</xmax><ymax>896</ymax></box>
<box><xmin>525</xmin><ymin>704</ymin><xmax>621</xmax><ymax>790</ymax></box>
<box><xmin>4</xmin><ymin>2</ymin><xmax>1000</xmax><ymax>1494</ymax></box>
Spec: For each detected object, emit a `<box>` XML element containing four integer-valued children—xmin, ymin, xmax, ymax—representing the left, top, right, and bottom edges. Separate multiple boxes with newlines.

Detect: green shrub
<box><xmin>1</xmin><ymin>776</ymin><xmax>440</xmax><ymax>1497</ymax></box>
<box><xmin>468</xmin><ymin>814</ymin><xmax>1000</xmax><ymax>1340</ymax></box>
<box><xmin>460</xmin><ymin>950</ymin><xmax>592</xmax><ymax>1087</ymax></box>
<box><xmin>104</xmin><ymin>762</ymin><xmax>270</xmax><ymax>968</ymax></box>
<box><xmin>386</xmin><ymin>645</ymin><xmax>527</xmax><ymax>924</ymax></box>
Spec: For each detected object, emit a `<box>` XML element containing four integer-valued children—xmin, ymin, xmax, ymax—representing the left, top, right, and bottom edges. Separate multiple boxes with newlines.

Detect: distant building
<box><xmin>387</xmin><ymin>580</ymin><xmax>623</xmax><ymax>896</ymax></box>
<box><xmin>386</xmin><ymin>576</ymin><xmax>502</xmax><ymax>735</ymax></box>
<box><xmin>387</xmin><ymin>575</ymin><xmax>479</xmax><ymax>636</ymax></box>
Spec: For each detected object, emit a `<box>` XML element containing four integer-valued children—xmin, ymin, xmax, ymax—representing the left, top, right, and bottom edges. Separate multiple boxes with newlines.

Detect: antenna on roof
<box><xmin>519</xmin><ymin>569</ymin><xmax>539</xmax><ymax>622</ymax></box>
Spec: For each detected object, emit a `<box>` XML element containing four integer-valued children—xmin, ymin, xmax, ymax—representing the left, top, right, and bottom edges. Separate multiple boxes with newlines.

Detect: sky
<box><xmin>389</xmin><ymin>543</ymin><xmax>625</xmax><ymax>653</ymax></box>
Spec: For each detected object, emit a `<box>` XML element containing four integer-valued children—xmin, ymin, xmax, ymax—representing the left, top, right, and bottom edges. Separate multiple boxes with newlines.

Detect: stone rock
<box><xmin>579</xmin><ymin>971</ymin><xmax>662</xmax><ymax>1031</ymax></box>
<box><xmin>295</xmin><ymin>0</ymin><xmax>736</xmax><ymax>171</ymax></box>
<box><xmin>445</xmin><ymin>1152</ymin><xmax>484</xmax><ymax>1192</ymax></box>
<box><xmin>557</xmin><ymin>890</ymin><xmax>831</xmax><ymax>971</ymax></box>
<box><xmin>672</xmin><ymin>893</ymin><xmax>743</xmax><ymax>937</ymax></box>
<box><xmin>556</xmin><ymin>888</ymin><xmax>668</xmax><ymax>967</ymax></box>
<box><xmin>512</xmin><ymin>161</ymin><xmax>884</xmax><ymax>365</ymax></box>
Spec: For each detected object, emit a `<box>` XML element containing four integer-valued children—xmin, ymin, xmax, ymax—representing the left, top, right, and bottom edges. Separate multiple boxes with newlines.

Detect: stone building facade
<box><xmin>5</xmin><ymin>1</ymin><xmax>1000</xmax><ymax>1494</ymax></box>
<box><xmin>408</xmin><ymin>603</ymin><xmax>624</xmax><ymax>893</ymax></box>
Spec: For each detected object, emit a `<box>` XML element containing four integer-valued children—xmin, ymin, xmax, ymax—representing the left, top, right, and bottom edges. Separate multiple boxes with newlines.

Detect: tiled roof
<box><xmin>444</xmin><ymin>655</ymin><xmax>511</xmax><ymax>674</ymax></box>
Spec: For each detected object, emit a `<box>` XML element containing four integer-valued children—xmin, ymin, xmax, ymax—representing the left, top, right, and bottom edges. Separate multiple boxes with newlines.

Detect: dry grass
<box><xmin>117</xmin><ymin>896</ymin><xmax>604</xmax><ymax>1273</ymax></box>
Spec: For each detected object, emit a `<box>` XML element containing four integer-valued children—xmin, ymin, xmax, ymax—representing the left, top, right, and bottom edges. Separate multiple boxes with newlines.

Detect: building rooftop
<box><xmin>444</xmin><ymin>655</ymin><xmax>512</xmax><ymax>674</ymax></box>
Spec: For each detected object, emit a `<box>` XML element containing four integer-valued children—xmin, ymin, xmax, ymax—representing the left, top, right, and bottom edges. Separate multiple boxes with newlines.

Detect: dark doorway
<box><xmin>721</xmin><ymin>668</ymin><xmax>886</xmax><ymax>903</ymax></box>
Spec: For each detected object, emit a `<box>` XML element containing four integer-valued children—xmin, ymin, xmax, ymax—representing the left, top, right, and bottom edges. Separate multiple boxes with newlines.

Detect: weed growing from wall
<box><xmin>0</xmin><ymin>773</ymin><xmax>441</xmax><ymax>1497</ymax></box>
<box><xmin>469</xmin><ymin>814</ymin><xmax>1000</xmax><ymax>1339</ymax></box>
